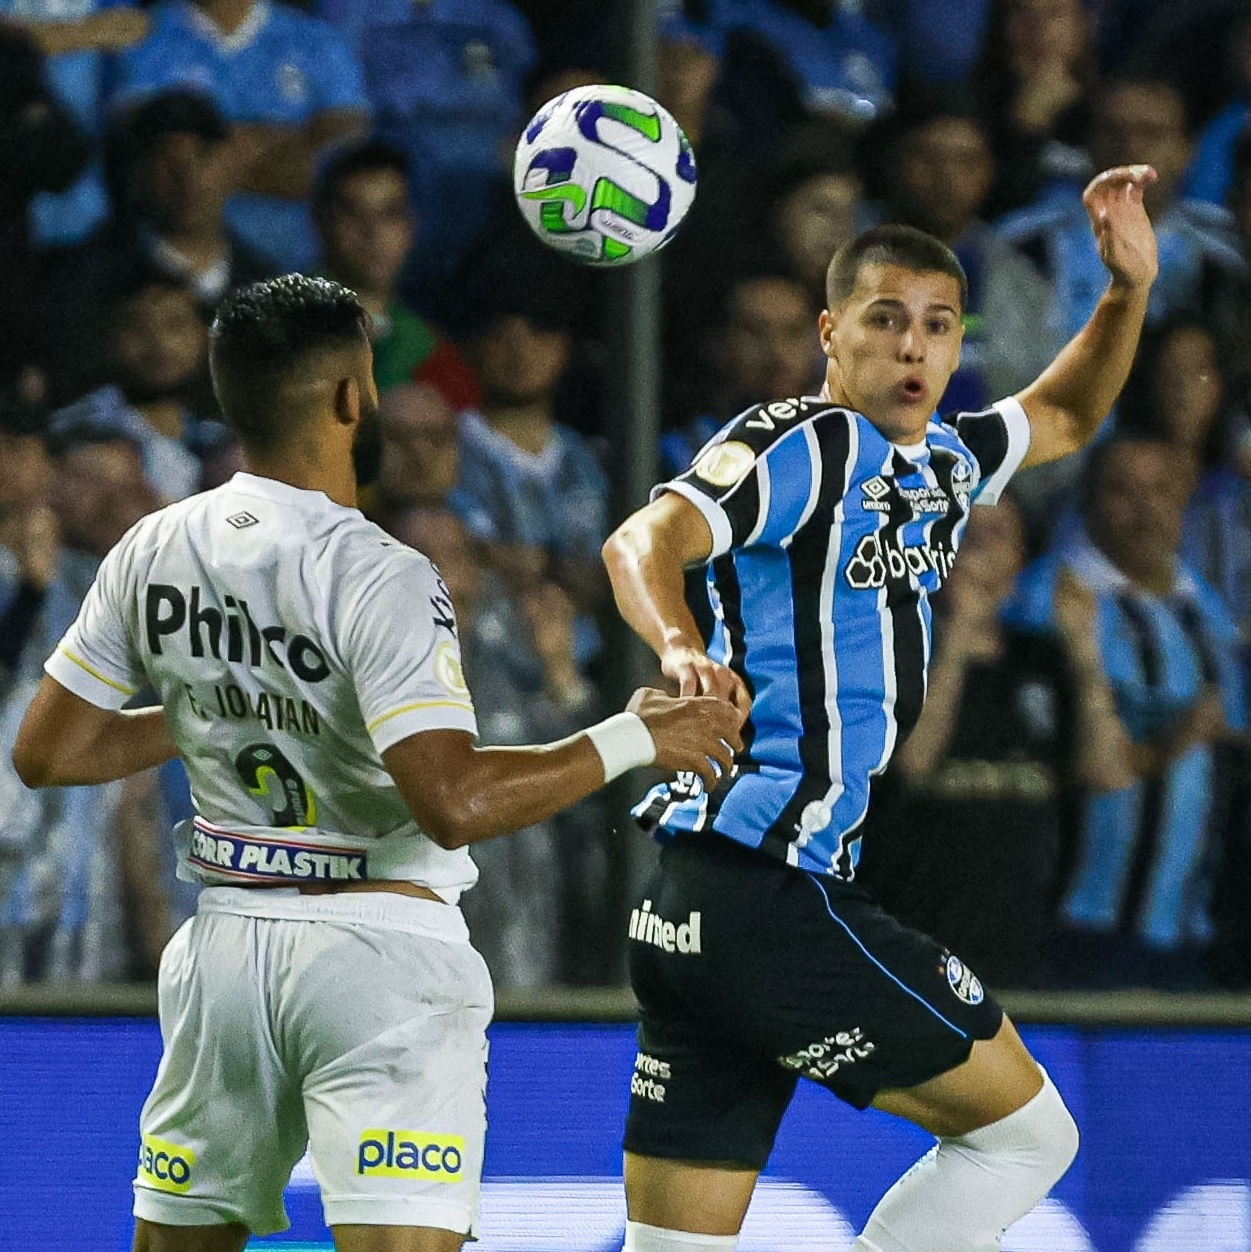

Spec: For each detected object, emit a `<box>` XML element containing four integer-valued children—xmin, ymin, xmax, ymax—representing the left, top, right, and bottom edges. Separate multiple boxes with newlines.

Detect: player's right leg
<box><xmin>133</xmin><ymin>910</ymin><xmax>311</xmax><ymax>1240</ymax></box>
<box><xmin>132</xmin><ymin>1218</ymin><xmax>250</xmax><ymax>1252</ymax></box>
<box><xmin>619</xmin><ymin>836</ymin><xmax>803</xmax><ymax>1248</ymax></box>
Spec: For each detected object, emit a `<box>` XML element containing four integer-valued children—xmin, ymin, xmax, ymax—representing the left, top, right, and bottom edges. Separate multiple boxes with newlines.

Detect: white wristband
<box><xmin>585</xmin><ymin>711</ymin><xmax>656</xmax><ymax>783</ymax></box>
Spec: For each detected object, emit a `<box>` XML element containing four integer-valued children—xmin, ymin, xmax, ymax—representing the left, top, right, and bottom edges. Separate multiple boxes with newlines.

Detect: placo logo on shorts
<box><xmin>137</xmin><ymin>1133</ymin><xmax>195</xmax><ymax>1193</ymax></box>
<box><xmin>357</xmin><ymin>1130</ymin><xmax>465</xmax><ymax>1180</ymax></box>
<box><xmin>944</xmin><ymin>953</ymin><xmax>984</xmax><ymax>1005</ymax></box>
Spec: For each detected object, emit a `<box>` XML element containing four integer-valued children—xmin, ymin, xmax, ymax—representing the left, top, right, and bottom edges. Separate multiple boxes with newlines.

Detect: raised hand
<box><xmin>1082</xmin><ymin>164</ymin><xmax>1159</xmax><ymax>291</ymax></box>
<box><xmin>627</xmin><ymin>687</ymin><xmax>745</xmax><ymax>791</ymax></box>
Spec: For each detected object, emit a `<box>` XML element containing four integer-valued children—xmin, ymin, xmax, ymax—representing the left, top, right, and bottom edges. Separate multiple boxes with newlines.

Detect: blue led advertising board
<box><xmin>2</xmin><ymin>1019</ymin><xmax>1249</xmax><ymax>1251</ymax></box>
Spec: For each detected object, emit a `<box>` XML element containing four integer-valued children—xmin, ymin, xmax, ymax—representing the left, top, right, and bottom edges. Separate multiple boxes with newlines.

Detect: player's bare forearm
<box><xmin>1018</xmin><ymin>165</ymin><xmax>1159</xmax><ymax>468</ymax></box>
<box><xmin>1016</xmin><ymin>282</ymin><xmax>1151</xmax><ymax>466</ymax></box>
<box><xmin>386</xmin><ymin>731</ymin><xmax>609</xmax><ymax>847</ymax></box>
<box><xmin>385</xmin><ymin>691</ymin><xmax>742</xmax><ymax>849</ymax></box>
<box><xmin>12</xmin><ymin>676</ymin><xmax>178</xmax><ymax>787</ymax></box>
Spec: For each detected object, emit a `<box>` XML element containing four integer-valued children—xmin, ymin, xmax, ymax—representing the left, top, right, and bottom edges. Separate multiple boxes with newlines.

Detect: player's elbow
<box><xmin>11</xmin><ymin>738</ymin><xmax>55</xmax><ymax>789</ymax></box>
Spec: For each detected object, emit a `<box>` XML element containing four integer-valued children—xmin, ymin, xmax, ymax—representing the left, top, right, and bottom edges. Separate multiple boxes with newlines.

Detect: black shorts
<box><xmin>623</xmin><ymin>833</ymin><xmax>1003</xmax><ymax>1169</ymax></box>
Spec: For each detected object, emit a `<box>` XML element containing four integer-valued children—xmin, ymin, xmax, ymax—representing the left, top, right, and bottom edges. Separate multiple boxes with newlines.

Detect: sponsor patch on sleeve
<box><xmin>434</xmin><ymin>641</ymin><xmax>470</xmax><ymax>698</ymax></box>
<box><xmin>693</xmin><ymin>440</ymin><xmax>756</xmax><ymax>488</ymax></box>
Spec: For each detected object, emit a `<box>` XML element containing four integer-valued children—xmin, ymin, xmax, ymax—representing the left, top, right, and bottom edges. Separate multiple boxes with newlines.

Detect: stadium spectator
<box><xmin>1</xmin><ymin>424</ymin><xmax>162</xmax><ymax>985</ymax></box>
<box><xmin>0</xmin><ymin>27</ymin><xmax>88</xmax><ymax>398</ymax></box>
<box><xmin>869</xmin><ymin>84</ymin><xmax>1061</xmax><ymax>413</ymax></box>
<box><xmin>1180</xmin><ymin>10</ymin><xmax>1251</xmax><ymax>206</ymax></box>
<box><xmin>36</xmin><ymin>89</ymin><xmax>274</xmax><ymax>405</ymax></box>
<box><xmin>866</xmin><ymin>0</ymin><xmax>990</xmax><ymax>85</ymax></box>
<box><xmin>687</xmin><ymin>0</ymin><xmax>897</xmax><ymax>122</ymax></box>
<box><xmin>661</xmin><ymin>270</ymin><xmax>822</xmax><ymax>480</ymax></box>
<box><xmin>766</xmin><ymin>121</ymin><xmax>865</xmax><ymax>307</ymax></box>
<box><xmin>0</xmin><ymin>400</ymin><xmax>55</xmax><ymax>682</ymax></box>
<box><xmin>48</xmin><ymin>275</ymin><xmax>214</xmax><ymax>503</ymax></box>
<box><xmin>970</xmin><ymin>0</ymin><xmax>1099</xmax><ymax>217</ymax></box>
<box><xmin>312</xmin><ymin>139</ymin><xmax>479</xmax><ymax>408</ymax></box>
<box><xmin>371</xmin><ymin>382</ymin><xmax>481</xmax><ymax>532</ymax></box>
<box><xmin>107</xmin><ymin>0</ymin><xmax>370</xmax><ymax>271</ymax></box>
<box><xmin>999</xmin><ymin>75</ymin><xmax>1244</xmax><ymax>343</ymax></box>
<box><xmin>320</xmin><ymin>0</ymin><xmax>537</xmax><ymax>299</ymax></box>
<box><xmin>1201</xmin><ymin>125</ymin><xmax>1251</xmax><ymax>383</ymax></box>
<box><xmin>391</xmin><ymin>506</ymin><xmax>605</xmax><ymax>989</ymax></box>
<box><xmin>1118</xmin><ymin>314</ymin><xmax>1251</xmax><ymax>645</ymax></box>
<box><xmin>1010</xmin><ymin>435</ymin><xmax>1247</xmax><ymax>989</ymax></box>
<box><xmin>861</xmin><ymin>495</ymin><xmax>1132</xmax><ymax>988</ymax></box>
<box><xmin>0</xmin><ymin>0</ymin><xmax>147</xmax><ymax>245</ymax></box>
<box><xmin>458</xmin><ymin>294</ymin><xmax>610</xmax><ymax>621</ymax></box>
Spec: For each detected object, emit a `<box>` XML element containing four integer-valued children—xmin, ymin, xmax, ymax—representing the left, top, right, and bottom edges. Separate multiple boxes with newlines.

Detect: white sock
<box><xmin>623</xmin><ymin>1220</ymin><xmax>739</xmax><ymax>1251</ymax></box>
<box><xmin>853</xmin><ymin>1068</ymin><xmax>1079</xmax><ymax>1252</ymax></box>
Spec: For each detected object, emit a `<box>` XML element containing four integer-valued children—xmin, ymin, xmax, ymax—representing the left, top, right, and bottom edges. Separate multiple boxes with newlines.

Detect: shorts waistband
<box><xmin>196</xmin><ymin>885</ymin><xmax>472</xmax><ymax>940</ymax></box>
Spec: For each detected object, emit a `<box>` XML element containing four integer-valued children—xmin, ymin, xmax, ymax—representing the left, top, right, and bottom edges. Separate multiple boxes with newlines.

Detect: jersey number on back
<box><xmin>235</xmin><ymin>743</ymin><xmax>317</xmax><ymax>827</ymax></box>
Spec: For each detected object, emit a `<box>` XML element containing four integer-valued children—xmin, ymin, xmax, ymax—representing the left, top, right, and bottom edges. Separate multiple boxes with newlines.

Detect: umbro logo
<box><xmin>861</xmin><ymin>476</ymin><xmax>891</xmax><ymax>512</ymax></box>
<box><xmin>226</xmin><ymin>512</ymin><xmax>259</xmax><ymax>530</ymax></box>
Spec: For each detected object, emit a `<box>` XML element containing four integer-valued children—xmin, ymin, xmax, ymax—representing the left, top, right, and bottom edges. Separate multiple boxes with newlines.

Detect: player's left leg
<box><xmin>623</xmin><ymin>1154</ymin><xmax>758</xmax><ymax>1241</ymax></box>
<box><xmin>855</xmin><ymin>1015</ymin><xmax>1078</xmax><ymax>1252</ymax></box>
<box><xmin>331</xmin><ymin>1223</ymin><xmax>465</xmax><ymax>1250</ymax></box>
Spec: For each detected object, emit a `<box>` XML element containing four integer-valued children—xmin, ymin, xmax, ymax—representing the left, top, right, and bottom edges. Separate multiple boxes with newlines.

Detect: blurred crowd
<box><xmin>2</xmin><ymin>0</ymin><xmax>1251</xmax><ymax>994</ymax></box>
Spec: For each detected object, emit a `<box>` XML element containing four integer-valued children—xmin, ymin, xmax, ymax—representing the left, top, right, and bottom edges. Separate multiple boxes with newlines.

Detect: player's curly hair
<box><xmin>210</xmin><ymin>274</ymin><xmax>369</xmax><ymax>449</ymax></box>
<box><xmin>211</xmin><ymin>274</ymin><xmax>366</xmax><ymax>367</ymax></box>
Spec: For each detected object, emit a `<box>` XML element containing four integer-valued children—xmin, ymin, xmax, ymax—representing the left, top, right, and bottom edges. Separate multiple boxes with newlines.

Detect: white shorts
<box><xmin>133</xmin><ymin>887</ymin><xmax>493</xmax><ymax>1236</ymax></box>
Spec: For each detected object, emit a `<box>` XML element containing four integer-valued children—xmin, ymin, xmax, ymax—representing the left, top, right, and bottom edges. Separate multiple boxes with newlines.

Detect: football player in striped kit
<box><xmin>603</xmin><ymin>165</ymin><xmax>1159</xmax><ymax>1252</ymax></box>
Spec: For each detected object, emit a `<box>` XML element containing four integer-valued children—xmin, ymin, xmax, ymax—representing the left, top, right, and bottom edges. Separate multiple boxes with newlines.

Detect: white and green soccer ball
<box><xmin>513</xmin><ymin>83</ymin><xmax>698</xmax><ymax>266</ymax></box>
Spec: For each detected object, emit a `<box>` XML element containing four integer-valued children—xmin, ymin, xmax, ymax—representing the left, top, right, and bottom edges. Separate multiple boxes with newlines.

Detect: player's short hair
<box><xmin>826</xmin><ymin>224</ymin><xmax>968</xmax><ymax>311</ymax></box>
<box><xmin>312</xmin><ymin>138</ymin><xmax>410</xmax><ymax>220</ymax></box>
<box><xmin>210</xmin><ymin>274</ymin><xmax>368</xmax><ymax>450</ymax></box>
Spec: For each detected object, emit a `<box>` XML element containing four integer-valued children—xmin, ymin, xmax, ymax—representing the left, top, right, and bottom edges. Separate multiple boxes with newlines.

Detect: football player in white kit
<box><xmin>12</xmin><ymin>274</ymin><xmax>744</xmax><ymax>1252</ymax></box>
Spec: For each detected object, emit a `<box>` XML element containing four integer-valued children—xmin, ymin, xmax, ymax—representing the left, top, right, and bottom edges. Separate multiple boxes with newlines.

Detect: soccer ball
<box><xmin>513</xmin><ymin>84</ymin><xmax>698</xmax><ymax>267</ymax></box>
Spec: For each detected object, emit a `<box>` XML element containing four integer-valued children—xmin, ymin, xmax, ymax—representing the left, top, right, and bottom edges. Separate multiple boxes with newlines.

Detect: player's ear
<box><xmin>334</xmin><ymin>375</ymin><xmax>361</xmax><ymax>429</ymax></box>
<box><xmin>818</xmin><ymin>308</ymin><xmax>838</xmax><ymax>360</ymax></box>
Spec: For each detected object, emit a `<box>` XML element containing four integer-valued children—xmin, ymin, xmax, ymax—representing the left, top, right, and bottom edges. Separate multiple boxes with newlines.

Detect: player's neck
<box><xmin>820</xmin><ymin>377</ymin><xmax>928</xmax><ymax>444</ymax></box>
<box><xmin>243</xmin><ymin>447</ymin><xmax>358</xmax><ymax>510</ymax></box>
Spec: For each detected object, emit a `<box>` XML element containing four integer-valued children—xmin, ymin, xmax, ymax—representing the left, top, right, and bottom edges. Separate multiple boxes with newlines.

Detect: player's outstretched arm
<box><xmin>1016</xmin><ymin>164</ymin><xmax>1160</xmax><ymax>469</ymax></box>
<box><xmin>383</xmin><ymin>686</ymin><xmax>744</xmax><ymax>849</ymax></box>
<box><xmin>602</xmin><ymin>492</ymin><xmax>752</xmax><ymax>717</ymax></box>
<box><xmin>12</xmin><ymin>676</ymin><xmax>179</xmax><ymax>788</ymax></box>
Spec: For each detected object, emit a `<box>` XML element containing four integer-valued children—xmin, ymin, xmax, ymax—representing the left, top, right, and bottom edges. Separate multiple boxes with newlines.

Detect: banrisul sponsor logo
<box><xmin>357</xmin><ymin>1130</ymin><xmax>465</xmax><ymax>1180</ymax></box>
<box><xmin>628</xmin><ymin>898</ymin><xmax>702</xmax><ymax>954</ymax></box>
<box><xmin>138</xmin><ymin>1133</ymin><xmax>195</xmax><ymax>1193</ymax></box>
<box><xmin>843</xmin><ymin>531</ymin><xmax>956</xmax><ymax>591</ymax></box>
<box><xmin>145</xmin><ymin>584</ymin><xmax>330</xmax><ymax>682</ymax></box>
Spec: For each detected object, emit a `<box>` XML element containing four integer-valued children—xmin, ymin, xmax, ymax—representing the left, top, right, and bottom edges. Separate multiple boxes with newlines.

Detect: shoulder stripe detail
<box><xmin>368</xmin><ymin>699</ymin><xmax>475</xmax><ymax>733</ymax></box>
<box><xmin>56</xmin><ymin>647</ymin><xmax>136</xmax><ymax>695</ymax></box>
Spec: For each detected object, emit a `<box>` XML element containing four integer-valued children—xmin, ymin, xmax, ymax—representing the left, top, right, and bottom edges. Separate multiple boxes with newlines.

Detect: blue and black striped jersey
<box><xmin>634</xmin><ymin>394</ymin><xmax>1032</xmax><ymax>879</ymax></box>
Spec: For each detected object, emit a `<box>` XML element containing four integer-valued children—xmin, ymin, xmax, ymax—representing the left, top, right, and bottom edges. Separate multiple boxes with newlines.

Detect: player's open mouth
<box><xmin>897</xmin><ymin>378</ymin><xmax>926</xmax><ymax>402</ymax></box>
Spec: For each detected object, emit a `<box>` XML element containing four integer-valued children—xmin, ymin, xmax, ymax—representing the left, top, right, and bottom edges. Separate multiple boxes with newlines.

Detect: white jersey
<box><xmin>45</xmin><ymin>472</ymin><xmax>480</xmax><ymax>902</ymax></box>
